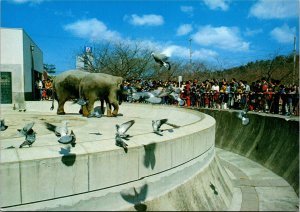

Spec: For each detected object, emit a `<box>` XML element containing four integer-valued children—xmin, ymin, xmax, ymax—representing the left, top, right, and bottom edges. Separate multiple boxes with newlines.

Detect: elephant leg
<box><xmin>100</xmin><ymin>98</ymin><xmax>105</xmax><ymax>115</ymax></box>
<box><xmin>106</xmin><ymin>101</ymin><xmax>113</xmax><ymax>117</ymax></box>
<box><xmin>83</xmin><ymin>99</ymin><xmax>95</xmax><ymax>117</ymax></box>
<box><xmin>57</xmin><ymin>98</ymin><xmax>67</xmax><ymax>115</ymax></box>
<box><xmin>111</xmin><ymin>101</ymin><xmax>119</xmax><ymax>116</ymax></box>
<box><xmin>82</xmin><ymin>105</ymin><xmax>89</xmax><ymax>117</ymax></box>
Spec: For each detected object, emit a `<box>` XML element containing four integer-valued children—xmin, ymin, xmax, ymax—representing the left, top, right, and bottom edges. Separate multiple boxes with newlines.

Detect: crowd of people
<box><xmin>121</xmin><ymin>77</ymin><xmax>300</xmax><ymax>116</ymax></box>
<box><xmin>35</xmin><ymin>78</ymin><xmax>53</xmax><ymax>101</ymax></box>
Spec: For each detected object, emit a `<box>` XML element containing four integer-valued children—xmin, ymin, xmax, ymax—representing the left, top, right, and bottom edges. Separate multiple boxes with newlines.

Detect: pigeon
<box><xmin>169</xmin><ymin>92</ymin><xmax>185</xmax><ymax>106</ymax></box>
<box><xmin>236</xmin><ymin>110</ymin><xmax>249</xmax><ymax>126</ymax></box>
<box><xmin>132</xmin><ymin>91</ymin><xmax>162</xmax><ymax>104</ymax></box>
<box><xmin>58</xmin><ymin>130</ymin><xmax>76</xmax><ymax>147</ymax></box>
<box><xmin>17</xmin><ymin>122</ymin><xmax>35</xmax><ymax>136</ymax></box>
<box><xmin>152</xmin><ymin>119</ymin><xmax>168</xmax><ymax>135</ymax></box>
<box><xmin>115</xmin><ymin>134</ymin><xmax>128</xmax><ymax>152</ymax></box>
<box><xmin>151</xmin><ymin>52</ymin><xmax>171</xmax><ymax>70</ymax></box>
<box><xmin>0</xmin><ymin>119</ymin><xmax>8</xmax><ymax>131</ymax></box>
<box><xmin>76</xmin><ymin>98</ymin><xmax>88</xmax><ymax>106</ymax></box>
<box><xmin>88</xmin><ymin>110</ymin><xmax>102</xmax><ymax>118</ymax></box>
<box><xmin>19</xmin><ymin>130</ymin><xmax>36</xmax><ymax>148</ymax></box>
<box><xmin>116</xmin><ymin>120</ymin><xmax>135</xmax><ymax>139</ymax></box>
<box><xmin>45</xmin><ymin>120</ymin><xmax>69</xmax><ymax>137</ymax></box>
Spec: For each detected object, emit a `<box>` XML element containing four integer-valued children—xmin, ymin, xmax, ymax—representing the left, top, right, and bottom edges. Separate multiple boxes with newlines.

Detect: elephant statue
<box><xmin>79</xmin><ymin>73</ymin><xmax>124</xmax><ymax>117</ymax></box>
<box><xmin>51</xmin><ymin>69</ymin><xmax>89</xmax><ymax>115</ymax></box>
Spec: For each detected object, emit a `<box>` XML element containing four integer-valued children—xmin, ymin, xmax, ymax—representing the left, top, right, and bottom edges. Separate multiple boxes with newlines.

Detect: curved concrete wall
<box><xmin>0</xmin><ymin>103</ymin><xmax>234</xmax><ymax>210</ymax></box>
<box><xmin>197</xmin><ymin>108</ymin><xmax>299</xmax><ymax>196</ymax></box>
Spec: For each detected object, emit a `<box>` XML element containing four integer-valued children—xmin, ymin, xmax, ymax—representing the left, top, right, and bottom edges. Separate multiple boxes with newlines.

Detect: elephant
<box><xmin>51</xmin><ymin>70</ymin><xmax>123</xmax><ymax>116</ymax></box>
<box><xmin>51</xmin><ymin>69</ymin><xmax>89</xmax><ymax>115</ymax></box>
<box><xmin>79</xmin><ymin>73</ymin><xmax>124</xmax><ymax>117</ymax></box>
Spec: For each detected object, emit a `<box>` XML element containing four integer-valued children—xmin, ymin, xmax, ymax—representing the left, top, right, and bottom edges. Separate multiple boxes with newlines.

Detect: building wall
<box><xmin>0</xmin><ymin>28</ymin><xmax>43</xmax><ymax>103</ymax></box>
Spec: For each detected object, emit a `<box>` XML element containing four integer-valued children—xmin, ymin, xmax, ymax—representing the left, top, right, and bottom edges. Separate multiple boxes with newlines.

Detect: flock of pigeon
<box><xmin>130</xmin><ymin>85</ymin><xmax>185</xmax><ymax>106</ymax></box>
<box><xmin>0</xmin><ymin>117</ymin><xmax>177</xmax><ymax>152</ymax></box>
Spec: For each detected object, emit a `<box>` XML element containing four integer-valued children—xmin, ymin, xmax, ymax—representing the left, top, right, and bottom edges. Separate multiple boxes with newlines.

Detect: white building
<box><xmin>0</xmin><ymin>27</ymin><xmax>43</xmax><ymax>104</ymax></box>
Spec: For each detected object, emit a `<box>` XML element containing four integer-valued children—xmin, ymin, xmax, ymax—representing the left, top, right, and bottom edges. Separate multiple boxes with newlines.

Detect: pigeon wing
<box><xmin>23</xmin><ymin>122</ymin><xmax>35</xmax><ymax>134</ymax></box>
<box><xmin>145</xmin><ymin>97</ymin><xmax>162</xmax><ymax>104</ymax></box>
<box><xmin>118</xmin><ymin>120</ymin><xmax>135</xmax><ymax>135</ymax></box>
<box><xmin>58</xmin><ymin>135</ymin><xmax>73</xmax><ymax>144</ymax></box>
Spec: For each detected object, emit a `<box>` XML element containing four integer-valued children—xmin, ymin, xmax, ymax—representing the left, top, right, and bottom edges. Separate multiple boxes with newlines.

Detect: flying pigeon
<box><xmin>19</xmin><ymin>130</ymin><xmax>36</xmax><ymax>148</ymax></box>
<box><xmin>17</xmin><ymin>122</ymin><xmax>35</xmax><ymax>136</ymax></box>
<box><xmin>45</xmin><ymin>120</ymin><xmax>69</xmax><ymax>137</ymax></box>
<box><xmin>132</xmin><ymin>91</ymin><xmax>162</xmax><ymax>104</ymax></box>
<box><xmin>152</xmin><ymin>119</ymin><xmax>168</xmax><ymax>135</ymax></box>
<box><xmin>58</xmin><ymin>130</ymin><xmax>76</xmax><ymax>147</ymax></box>
<box><xmin>0</xmin><ymin>119</ymin><xmax>8</xmax><ymax>131</ymax></box>
<box><xmin>169</xmin><ymin>92</ymin><xmax>185</xmax><ymax>106</ymax></box>
<box><xmin>151</xmin><ymin>52</ymin><xmax>171</xmax><ymax>70</ymax></box>
<box><xmin>115</xmin><ymin>134</ymin><xmax>128</xmax><ymax>152</ymax></box>
<box><xmin>236</xmin><ymin>110</ymin><xmax>249</xmax><ymax>126</ymax></box>
<box><xmin>116</xmin><ymin>120</ymin><xmax>135</xmax><ymax>139</ymax></box>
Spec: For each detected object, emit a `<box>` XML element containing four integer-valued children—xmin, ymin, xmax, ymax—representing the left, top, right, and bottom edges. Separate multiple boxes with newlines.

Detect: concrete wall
<box><xmin>198</xmin><ymin>108</ymin><xmax>299</xmax><ymax>196</ymax></box>
<box><xmin>0</xmin><ymin>105</ymin><xmax>234</xmax><ymax>210</ymax></box>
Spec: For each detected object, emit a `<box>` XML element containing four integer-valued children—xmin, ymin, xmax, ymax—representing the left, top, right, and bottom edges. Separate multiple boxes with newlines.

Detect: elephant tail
<box><xmin>50</xmin><ymin>85</ymin><xmax>56</xmax><ymax>111</ymax></box>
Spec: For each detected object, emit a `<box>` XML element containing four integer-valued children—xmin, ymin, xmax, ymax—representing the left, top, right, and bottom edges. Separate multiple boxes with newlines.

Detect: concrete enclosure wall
<box><xmin>198</xmin><ymin>108</ymin><xmax>299</xmax><ymax>196</ymax></box>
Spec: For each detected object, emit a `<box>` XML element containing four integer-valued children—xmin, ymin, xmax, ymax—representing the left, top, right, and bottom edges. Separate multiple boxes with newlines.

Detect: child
<box><xmin>42</xmin><ymin>89</ymin><xmax>47</xmax><ymax>100</ymax></box>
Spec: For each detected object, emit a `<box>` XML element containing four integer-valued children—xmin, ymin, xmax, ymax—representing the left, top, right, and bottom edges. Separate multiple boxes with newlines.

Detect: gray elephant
<box><xmin>51</xmin><ymin>69</ymin><xmax>89</xmax><ymax>115</ymax></box>
<box><xmin>79</xmin><ymin>73</ymin><xmax>123</xmax><ymax>117</ymax></box>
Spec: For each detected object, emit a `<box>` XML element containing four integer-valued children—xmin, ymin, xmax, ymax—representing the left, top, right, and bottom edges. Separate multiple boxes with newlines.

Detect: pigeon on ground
<box><xmin>236</xmin><ymin>110</ymin><xmax>249</xmax><ymax>126</ymax></box>
<box><xmin>115</xmin><ymin>134</ymin><xmax>128</xmax><ymax>152</ymax></box>
<box><xmin>45</xmin><ymin>120</ymin><xmax>69</xmax><ymax>137</ymax></box>
<box><xmin>151</xmin><ymin>52</ymin><xmax>171</xmax><ymax>70</ymax></box>
<box><xmin>76</xmin><ymin>98</ymin><xmax>89</xmax><ymax>106</ymax></box>
<box><xmin>58</xmin><ymin>130</ymin><xmax>76</xmax><ymax>147</ymax></box>
<box><xmin>152</xmin><ymin>119</ymin><xmax>168</xmax><ymax>135</ymax></box>
<box><xmin>88</xmin><ymin>110</ymin><xmax>102</xmax><ymax>118</ymax></box>
<box><xmin>0</xmin><ymin>119</ymin><xmax>8</xmax><ymax>131</ymax></box>
<box><xmin>19</xmin><ymin>130</ymin><xmax>36</xmax><ymax>148</ymax></box>
<box><xmin>116</xmin><ymin>120</ymin><xmax>135</xmax><ymax>139</ymax></box>
<box><xmin>17</xmin><ymin>122</ymin><xmax>35</xmax><ymax>136</ymax></box>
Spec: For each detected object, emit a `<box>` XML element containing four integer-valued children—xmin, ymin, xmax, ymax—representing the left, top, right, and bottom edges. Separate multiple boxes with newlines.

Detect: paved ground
<box><xmin>217</xmin><ymin>148</ymin><xmax>299</xmax><ymax>211</ymax></box>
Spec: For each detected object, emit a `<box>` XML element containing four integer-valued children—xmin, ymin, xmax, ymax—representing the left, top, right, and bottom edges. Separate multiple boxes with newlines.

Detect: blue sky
<box><xmin>2</xmin><ymin>0</ymin><xmax>299</xmax><ymax>75</ymax></box>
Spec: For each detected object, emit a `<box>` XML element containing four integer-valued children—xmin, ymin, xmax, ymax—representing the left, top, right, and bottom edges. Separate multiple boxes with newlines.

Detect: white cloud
<box><xmin>249</xmin><ymin>0</ymin><xmax>299</xmax><ymax>19</ymax></box>
<box><xmin>176</xmin><ymin>24</ymin><xmax>193</xmax><ymax>36</ymax></box>
<box><xmin>203</xmin><ymin>0</ymin><xmax>230</xmax><ymax>11</ymax></box>
<box><xmin>161</xmin><ymin>45</ymin><xmax>218</xmax><ymax>61</ymax></box>
<box><xmin>64</xmin><ymin>18</ymin><xmax>122</xmax><ymax>42</ymax></box>
<box><xmin>180</xmin><ymin>6</ymin><xmax>194</xmax><ymax>16</ymax></box>
<box><xmin>191</xmin><ymin>25</ymin><xmax>250</xmax><ymax>52</ymax></box>
<box><xmin>124</xmin><ymin>14</ymin><xmax>164</xmax><ymax>26</ymax></box>
<box><xmin>10</xmin><ymin>0</ymin><xmax>44</xmax><ymax>3</ymax></box>
<box><xmin>244</xmin><ymin>28</ymin><xmax>263</xmax><ymax>36</ymax></box>
<box><xmin>270</xmin><ymin>24</ymin><xmax>296</xmax><ymax>43</ymax></box>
